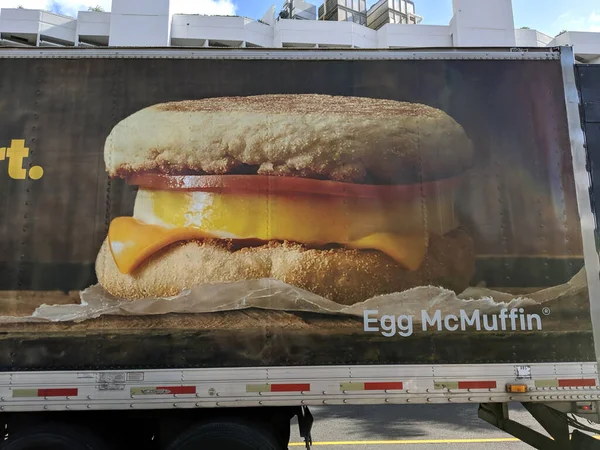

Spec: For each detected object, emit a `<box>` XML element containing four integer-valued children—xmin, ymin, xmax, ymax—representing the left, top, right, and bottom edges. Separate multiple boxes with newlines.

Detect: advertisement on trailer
<box><xmin>0</xmin><ymin>54</ymin><xmax>593</xmax><ymax>370</ymax></box>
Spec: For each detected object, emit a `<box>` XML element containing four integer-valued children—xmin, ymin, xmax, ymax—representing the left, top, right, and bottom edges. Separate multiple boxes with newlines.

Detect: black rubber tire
<box><xmin>166</xmin><ymin>420</ymin><xmax>280</xmax><ymax>450</ymax></box>
<box><xmin>0</xmin><ymin>424</ymin><xmax>108</xmax><ymax>450</ymax></box>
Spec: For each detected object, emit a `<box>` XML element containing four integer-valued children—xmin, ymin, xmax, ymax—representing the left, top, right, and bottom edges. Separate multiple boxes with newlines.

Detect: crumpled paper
<box><xmin>0</xmin><ymin>268</ymin><xmax>586</xmax><ymax>324</ymax></box>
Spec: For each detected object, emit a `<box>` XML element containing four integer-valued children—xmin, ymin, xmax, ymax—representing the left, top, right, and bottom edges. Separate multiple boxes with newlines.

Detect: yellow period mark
<box><xmin>28</xmin><ymin>165</ymin><xmax>44</xmax><ymax>180</ymax></box>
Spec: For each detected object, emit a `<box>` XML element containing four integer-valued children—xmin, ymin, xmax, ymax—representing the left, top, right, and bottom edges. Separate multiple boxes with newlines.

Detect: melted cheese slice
<box><xmin>108</xmin><ymin>188</ymin><xmax>457</xmax><ymax>275</ymax></box>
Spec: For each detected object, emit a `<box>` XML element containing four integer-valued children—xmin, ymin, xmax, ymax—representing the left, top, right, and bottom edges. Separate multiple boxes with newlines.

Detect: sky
<box><xmin>0</xmin><ymin>0</ymin><xmax>598</xmax><ymax>37</ymax></box>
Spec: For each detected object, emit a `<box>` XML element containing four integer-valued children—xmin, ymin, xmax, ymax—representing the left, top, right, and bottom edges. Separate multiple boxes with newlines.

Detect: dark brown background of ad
<box><xmin>0</xmin><ymin>57</ymin><xmax>583</xmax><ymax>291</ymax></box>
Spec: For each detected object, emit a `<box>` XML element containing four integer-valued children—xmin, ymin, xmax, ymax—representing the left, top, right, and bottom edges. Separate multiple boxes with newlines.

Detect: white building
<box><xmin>0</xmin><ymin>0</ymin><xmax>598</xmax><ymax>63</ymax></box>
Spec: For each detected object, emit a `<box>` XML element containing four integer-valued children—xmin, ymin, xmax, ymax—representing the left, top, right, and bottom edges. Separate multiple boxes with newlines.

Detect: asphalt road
<box><xmin>288</xmin><ymin>403</ymin><xmax>598</xmax><ymax>449</ymax></box>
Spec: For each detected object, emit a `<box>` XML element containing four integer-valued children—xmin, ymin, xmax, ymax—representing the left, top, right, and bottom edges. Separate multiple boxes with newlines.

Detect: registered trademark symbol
<box><xmin>542</xmin><ymin>307</ymin><xmax>551</xmax><ymax>316</ymax></box>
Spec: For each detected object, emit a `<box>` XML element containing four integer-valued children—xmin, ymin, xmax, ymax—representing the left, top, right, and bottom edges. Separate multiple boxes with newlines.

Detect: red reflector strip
<box><xmin>38</xmin><ymin>388</ymin><xmax>78</xmax><ymax>397</ymax></box>
<box><xmin>458</xmin><ymin>381</ymin><xmax>497</xmax><ymax>389</ymax></box>
<box><xmin>270</xmin><ymin>383</ymin><xmax>310</xmax><ymax>392</ymax></box>
<box><xmin>364</xmin><ymin>382</ymin><xmax>404</xmax><ymax>391</ymax></box>
<box><xmin>558</xmin><ymin>379</ymin><xmax>596</xmax><ymax>387</ymax></box>
<box><xmin>156</xmin><ymin>386</ymin><xmax>196</xmax><ymax>395</ymax></box>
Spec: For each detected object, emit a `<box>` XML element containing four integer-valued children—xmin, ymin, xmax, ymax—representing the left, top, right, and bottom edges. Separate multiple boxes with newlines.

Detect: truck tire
<box><xmin>0</xmin><ymin>424</ymin><xmax>108</xmax><ymax>450</ymax></box>
<box><xmin>166</xmin><ymin>421</ymin><xmax>280</xmax><ymax>450</ymax></box>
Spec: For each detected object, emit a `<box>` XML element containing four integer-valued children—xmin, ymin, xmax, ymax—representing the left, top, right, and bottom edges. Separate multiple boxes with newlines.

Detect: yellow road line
<box><xmin>289</xmin><ymin>438</ymin><xmax>521</xmax><ymax>446</ymax></box>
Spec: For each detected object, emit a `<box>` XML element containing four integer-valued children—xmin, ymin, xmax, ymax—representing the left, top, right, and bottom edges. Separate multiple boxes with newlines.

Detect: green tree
<box><xmin>87</xmin><ymin>5</ymin><xmax>104</xmax><ymax>12</ymax></box>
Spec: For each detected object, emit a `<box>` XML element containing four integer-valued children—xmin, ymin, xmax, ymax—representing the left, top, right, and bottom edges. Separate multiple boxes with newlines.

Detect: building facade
<box><xmin>318</xmin><ymin>0</ymin><xmax>367</xmax><ymax>26</ymax></box>
<box><xmin>0</xmin><ymin>0</ymin><xmax>598</xmax><ymax>63</ymax></box>
<box><xmin>367</xmin><ymin>0</ymin><xmax>422</xmax><ymax>30</ymax></box>
<box><xmin>282</xmin><ymin>0</ymin><xmax>317</xmax><ymax>20</ymax></box>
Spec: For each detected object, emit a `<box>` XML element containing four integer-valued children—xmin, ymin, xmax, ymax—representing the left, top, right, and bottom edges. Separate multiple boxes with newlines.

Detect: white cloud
<box><xmin>0</xmin><ymin>0</ymin><xmax>236</xmax><ymax>17</ymax></box>
<box><xmin>590</xmin><ymin>11</ymin><xmax>600</xmax><ymax>31</ymax></box>
<box><xmin>555</xmin><ymin>10</ymin><xmax>600</xmax><ymax>33</ymax></box>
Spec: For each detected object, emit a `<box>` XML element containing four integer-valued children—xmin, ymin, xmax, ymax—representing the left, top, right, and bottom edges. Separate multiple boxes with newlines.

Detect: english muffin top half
<box><xmin>104</xmin><ymin>94</ymin><xmax>473</xmax><ymax>185</ymax></box>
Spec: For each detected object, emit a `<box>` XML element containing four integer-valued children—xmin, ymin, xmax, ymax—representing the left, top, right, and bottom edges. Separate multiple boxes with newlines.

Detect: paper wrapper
<box><xmin>0</xmin><ymin>268</ymin><xmax>588</xmax><ymax>324</ymax></box>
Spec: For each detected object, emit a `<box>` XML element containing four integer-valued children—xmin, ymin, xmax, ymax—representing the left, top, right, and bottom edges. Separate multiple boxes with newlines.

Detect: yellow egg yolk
<box><xmin>108</xmin><ymin>188</ymin><xmax>457</xmax><ymax>274</ymax></box>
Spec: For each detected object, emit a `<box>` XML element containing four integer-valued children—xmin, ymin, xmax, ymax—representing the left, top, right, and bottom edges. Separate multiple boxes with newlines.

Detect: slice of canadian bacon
<box><xmin>127</xmin><ymin>174</ymin><xmax>459</xmax><ymax>200</ymax></box>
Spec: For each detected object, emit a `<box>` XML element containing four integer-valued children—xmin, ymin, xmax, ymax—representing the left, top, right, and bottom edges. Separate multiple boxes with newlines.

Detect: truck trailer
<box><xmin>0</xmin><ymin>45</ymin><xmax>599</xmax><ymax>449</ymax></box>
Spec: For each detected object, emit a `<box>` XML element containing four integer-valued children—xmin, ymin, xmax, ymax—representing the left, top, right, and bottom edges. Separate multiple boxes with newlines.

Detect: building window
<box><xmin>407</xmin><ymin>2</ymin><xmax>414</xmax><ymax>14</ymax></box>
